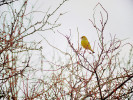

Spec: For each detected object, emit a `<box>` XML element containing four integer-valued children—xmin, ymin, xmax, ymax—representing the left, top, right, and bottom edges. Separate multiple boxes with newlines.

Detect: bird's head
<box><xmin>81</xmin><ymin>36</ymin><xmax>87</xmax><ymax>40</ymax></box>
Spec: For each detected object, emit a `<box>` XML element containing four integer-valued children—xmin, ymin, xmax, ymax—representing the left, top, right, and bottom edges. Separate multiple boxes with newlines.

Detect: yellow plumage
<box><xmin>81</xmin><ymin>36</ymin><xmax>94</xmax><ymax>53</ymax></box>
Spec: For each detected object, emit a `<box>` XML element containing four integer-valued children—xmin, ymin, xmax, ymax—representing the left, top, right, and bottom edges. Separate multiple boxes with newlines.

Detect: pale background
<box><xmin>34</xmin><ymin>0</ymin><xmax>133</xmax><ymax>60</ymax></box>
<box><xmin>0</xmin><ymin>0</ymin><xmax>133</xmax><ymax>98</ymax></box>
<box><xmin>1</xmin><ymin>0</ymin><xmax>133</xmax><ymax>64</ymax></box>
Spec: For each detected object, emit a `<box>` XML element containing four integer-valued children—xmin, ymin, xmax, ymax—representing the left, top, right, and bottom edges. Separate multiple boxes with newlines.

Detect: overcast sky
<box><xmin>1</xmin><ymin>0</ymin><xmax>133</xmax><ymax>60</ymax></box>
<box><xmin>36</xmin><ymin>0</ymin><xmax>133</xmax><ymax>58</ymax></box>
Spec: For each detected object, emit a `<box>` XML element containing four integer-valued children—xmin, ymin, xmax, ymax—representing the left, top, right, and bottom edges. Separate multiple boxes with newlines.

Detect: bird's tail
<box><xmin>91</xmin><ymin>49</ymin><xmax>95</xmax><ymax>53</ymax></box>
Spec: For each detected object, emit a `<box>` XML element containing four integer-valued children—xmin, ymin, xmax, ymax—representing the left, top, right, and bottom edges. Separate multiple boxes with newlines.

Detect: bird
<box><xmin>81</xmin><ymin>36</ymin><xmax>94</xmax><ymax>53</ymax></box>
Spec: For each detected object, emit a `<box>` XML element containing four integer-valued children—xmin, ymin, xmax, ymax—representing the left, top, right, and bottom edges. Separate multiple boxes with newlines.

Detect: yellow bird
<box><xmin>81</xmin><ymin>36</ymin><xmax>94</xmax><ymax>53</ymax></box>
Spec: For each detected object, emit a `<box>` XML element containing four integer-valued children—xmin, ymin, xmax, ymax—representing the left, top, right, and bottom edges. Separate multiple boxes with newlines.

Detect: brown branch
<box><xmin>0</xmin><ymin>0</ymin><xmax>19</xmax><ymax>6</ymax></box>
<box><xmin>103</xmin><ymin>73</ymin><xmax>133</xmax><ymax>100</ymax></box>
<box><xmin>95</xmin><ymin>70</ymin><xmax>103</xmax><ymax>99</ymax></box>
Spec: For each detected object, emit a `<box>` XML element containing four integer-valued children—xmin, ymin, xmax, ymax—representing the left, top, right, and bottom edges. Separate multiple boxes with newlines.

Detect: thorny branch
<box><xmin>0</xmin><ymin>0</ymin><xmax>19</xmax><ymax>6</ymax></box>
<box><xmin>57</xmin><ymin>2</ymin><xmax>133</xmax><ymax>100</ymax></box>
<box><xmin>0</xmin><ymin>0</ymin><xmax>69</xmax><ymax>99</ymax></box>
